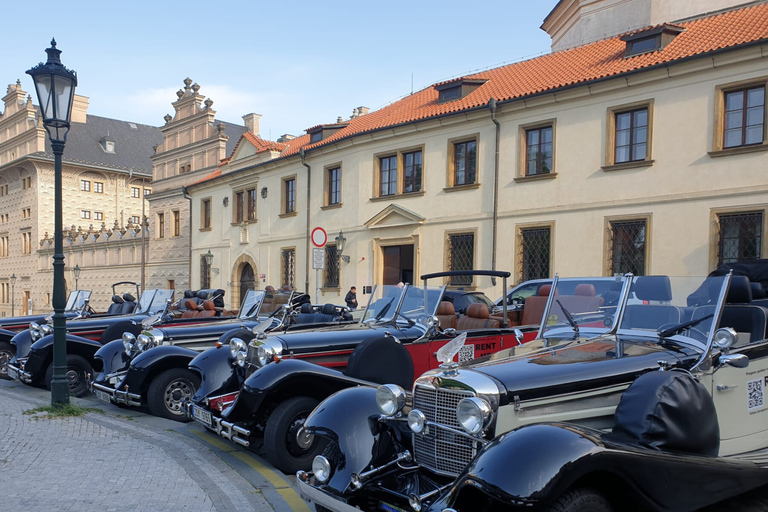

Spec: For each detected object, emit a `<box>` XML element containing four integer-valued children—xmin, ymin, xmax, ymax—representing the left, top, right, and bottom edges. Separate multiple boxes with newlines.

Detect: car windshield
<box><xmin>259</xmin><ymin>290</ymin><xmax>293</xmax><ymax>317</ymax></box>
<box><xmin>65</xmin><ymin>290</ymin><xmax>92</xmax><ymax>312</ymax></box>
<box><xmin>360</xmin><ymin>284</ymin><xmax>444</xmax><ymax>327</ymax></box>
<box><xmin>617</xmin><ymin>275</ymin><xmax>727</xmax><ymax>343</ymax></box>
<box><xmin>541</xmin><ymin>276</ymin><xmax>625</xmax><ymax>337</ymax></box>
<box><xmin>238</xmin><ymin>290</ymin><xmax>266</xmax><ymax>319</ymax></box>
<box><xmin>138</xmin><ymin>289</ymin><xmax>174</xmax><ymax>314</ymax></box>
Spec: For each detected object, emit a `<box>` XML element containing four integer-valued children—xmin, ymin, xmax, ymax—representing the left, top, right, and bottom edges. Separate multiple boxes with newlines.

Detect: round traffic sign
<box><xmin>311</xmin><ymin>227</ymin><xmax>327</xmax><ymax>248</ymax></box>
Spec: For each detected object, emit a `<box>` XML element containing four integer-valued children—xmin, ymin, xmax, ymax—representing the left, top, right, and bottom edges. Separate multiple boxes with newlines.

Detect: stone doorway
<box><xmin>381</xmin><ymin>244</ymin><xmax>414</xmax><ymax>285</ymax></box>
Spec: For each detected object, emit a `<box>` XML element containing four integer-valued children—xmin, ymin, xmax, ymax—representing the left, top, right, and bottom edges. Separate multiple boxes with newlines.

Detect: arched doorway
<box><xmin>239</xmin><ymin>264</ymin><xmax>255</xmax><ymax>308</ymax></box>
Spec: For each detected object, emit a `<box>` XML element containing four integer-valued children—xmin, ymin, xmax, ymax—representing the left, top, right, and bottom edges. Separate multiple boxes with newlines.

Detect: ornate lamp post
<box><xmin>203</xmin><ymin>250</ymin><xmax>213</xmax><ymax>288</ymax></box>
<box><xmin>10</xmin><ymin>274</ymin><xmax>16</xmax><ymax>317</ymax></box>
<box><xmin>27</xmin><ymin>39</ymin><xmax>77</xmax><ymax>405</ymax></box>
<box><xmin>335</xmin><ymin>230</ymin><xmax>350</xmax><ymax>263</ymax></box>
<box><xmin>73</xmin><ymin>265</ymin><xmax>80</xmax><ymax>290</ymax></box>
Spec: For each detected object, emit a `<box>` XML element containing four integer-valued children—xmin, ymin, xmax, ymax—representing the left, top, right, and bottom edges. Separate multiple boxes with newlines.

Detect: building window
<box><xmin>22</xmin><ymin>177</ymin><xmax>32</xmax><ymax>189</ymax></box>
<box><xmin>518</xmin><ymin>226</ymin><xmax>551</xmax><ymax>282</ymax></box>
<box><xmin>172</xmin><ymin>210</ymin><xmax>180</xmax><ymax>237</ymax></box>
<box><xmin>247</xmin><ymin>188</ymin><xmax>257</xmax><ymax>221</ymax></box>
<box><xmin>379</xmin><ymin>155</ymin><xmax>397</xmax><ymax>196</ymax></box>
<box><xmin>81</xmin><ymin>210</ymin><xmax>90</xmax><ymax>219</ymax></box>
<box><xmin>614</xmin><ymin>108</ymin><xmax>648</xmax><ymax>164</ymax></box>
<box><xmin>447</xmin><ymin>233</ymin><xmax>474</xmax><ymax>286</ymax></box>
<box><xmin>403</xmin><ymin>151</ymin><xmax>422</xmax><ymax>193</ymax></box>
<box><xmin>0</xmin><ymin>236</ymin><xmax>8</xmax><ymax>257</ymax></box>
<box><xmin>201</xmin><ymin>198</ymin><xmax>211</xmax><ymax>229</ymax></box>
<box><xmin>157</xmin><ymin>212</ymin><xmax>165</xmax><ymax>238</ymax></box>
<box><xmin>200</xmin><ymin>255</ymin><xmax>211</xmax><ymax>289</ymax></box>
<box><xmin>324</xmin><ymin>244</ymin><xmax>340</xmax><ymax>288</ymax></box>
<box><xmin>130</xmin><ymin>215</ymin><xmax>140</xmax><ymax>224</ymax></box>
<box><xmin>717</xmin><ymin>211</ymin><xmax>763</xmax><ymax>265</ymax></box>
<box><xmin>235</xmin><ymin>191</ymin><xmax>245</xmax><ymax>223</ymax></box>
<box><xmin>608</xmin><ymin>219</ymin><xmax>647</xmax><ymax>276</ymax></box>
<box><xmin>21</xmin><ymin>232</ymin><xmax>31</xmax><ymax>255</ymax></box>
<box><xmin>167</xmin><ymin>279</ymin><xmax>175</xmax><ymax>291</ymax></box>
<box><xmin>282</xmin><ymin>248</ymin><xmax>296</xmax><ymax>289</ymax></box>
<box><xmin>453</xmin><ymin>140</ymin><xmax>477</xmax><ymax>186</ymax></box>
<box><xmin>525</xmin><ymin>126</ymin><xmax>553</xmax><ymax>176</ymax></box>
<box><xmin>131</xmin><ymin>187</ymin><xmax>140</xmax><ymax>198</ymax></box>
<box><xmin>21</xmin><ymin>208</ymin><xmax>30</xmax><ymax>220</ymax></box>
<box><xmin>283</xmin><ymin>177</ymin><xmax>296</xmax><ymax>214</ymax></box>
<box><xmin>94</xmin><ymin>212</ymin><xmax>103</xmax><ymax>221</ymax></box>
<box><xmin>327</xmin><ymin>166</ymin><xmax>341</xmax><ymax>205</ymax></box>
<box><xmin>94</xmin><ymin>182</ymin><xmax>103</xmax><ymax>194</ymax></box>
<box><xmin>723</xmin><ymin>86</ymin><xmax>765</xmax><ymax>148</ymax></box>
<box><xmin>81</xmin><ymin>180</ymin><xmax>91</xmax><ymax>192</ymax></box>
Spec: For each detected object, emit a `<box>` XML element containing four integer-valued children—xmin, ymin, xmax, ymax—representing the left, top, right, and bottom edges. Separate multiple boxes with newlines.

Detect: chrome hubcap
<box><xmin>164</xmin><ymin>379</ymin><xmax>193</xmax><ymax>414</ymax></box>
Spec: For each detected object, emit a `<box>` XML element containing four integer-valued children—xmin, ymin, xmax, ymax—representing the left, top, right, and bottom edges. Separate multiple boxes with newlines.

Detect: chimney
<box><xmin>242</xmin><ymin>113</ymin><xmax>262</xmax><ymax>136</ymax></box>
<box><xmin>277</xmin><ymin>134</ymin><xmax>296</xmax><ymax>142</ymax></box>
<box><xmin>351</xmin><ymin>106</ymin><xmax>370</xmax><ymax>118</ymax></box>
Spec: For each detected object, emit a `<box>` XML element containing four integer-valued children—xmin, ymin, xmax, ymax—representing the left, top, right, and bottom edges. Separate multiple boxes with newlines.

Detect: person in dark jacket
<box><xmin>345</xmin><ymin>286</ymin><xmax>358</xmax><ymax>310</ymax></box>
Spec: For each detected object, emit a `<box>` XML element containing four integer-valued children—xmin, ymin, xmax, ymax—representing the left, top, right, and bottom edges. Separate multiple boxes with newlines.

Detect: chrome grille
<box><xmin>412</xmin><ymin>383</ymin><xmax>477</xmax><ymax>476</ymax></box>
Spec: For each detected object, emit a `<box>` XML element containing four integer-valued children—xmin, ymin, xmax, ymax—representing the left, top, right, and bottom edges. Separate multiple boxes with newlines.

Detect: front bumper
<box><xmin>295</xmin><ymin>474</ymin><xmax>361</xmax><ymax>512</ymax></box>
<box><xmin>6</xmin><ymin>358</ymin><xmax>32</xmax><ymax>383</ymax></box>
<box><xmin>90</xmin><ymin>374</ymin><xmax>142</xmax><ymax>407</ymax></box>
<box><xmin>183</xmin><ymin>400</ymin><xmax>252</xmax><ymax>447</ymax></box>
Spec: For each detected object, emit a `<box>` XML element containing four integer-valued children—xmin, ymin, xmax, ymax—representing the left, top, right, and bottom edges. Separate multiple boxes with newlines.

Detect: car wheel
<box><xmin>549</xmin><ymin>488</ymin><xmax>613</xmax><ymax>512</ymax></box>
<box><xmin>0</xmin><ymin>341</ymin><xmax>14</xmax><ymax>380</ymax></box>
<box><xmin>44</xmin><ymin>354</ymin><xmax>92</xmax><ymax>397</ymax></box>
<box><xmin>147</xmin><ymin>368</ymin><xmax>200</xmax><ymax>422</ymax></box>
<box><xmin>264</xmin><ymin>396</ymin><xmax>326</xmax><ymax>474</ymax></box>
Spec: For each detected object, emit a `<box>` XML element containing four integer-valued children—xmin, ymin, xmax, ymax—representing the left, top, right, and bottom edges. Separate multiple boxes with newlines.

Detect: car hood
<box><xmin>271</xmin><ymin>321</ymin><xmax>419</xmax><ymax>354</ymax></box>
<box><xmin>465</xmin><ymin>334</ymin><xmax>696</xmax><ymax>402</ymax></box>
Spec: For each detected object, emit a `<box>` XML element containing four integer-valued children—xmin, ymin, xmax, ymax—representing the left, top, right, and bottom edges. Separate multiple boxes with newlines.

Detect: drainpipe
<box><xmin>299</xmin><ymin>148</ymin><xmax>311</xmax><ymax>295</ymax></box>
<box><xmin>183</xmin><ymin>186</ymin><xmax>192</xmax><ymax>291</ymax></box>
<box><xmin>488</xmin><ymin>98</ymin><xmax>500</xmax><ymax>287</ymax></box>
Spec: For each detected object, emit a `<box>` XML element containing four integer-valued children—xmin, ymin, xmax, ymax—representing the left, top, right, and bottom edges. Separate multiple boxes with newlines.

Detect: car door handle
<box><xmin>716</xmin><ymin>384</ymin><xmax>738</xmax><ymax>391</ymax></box>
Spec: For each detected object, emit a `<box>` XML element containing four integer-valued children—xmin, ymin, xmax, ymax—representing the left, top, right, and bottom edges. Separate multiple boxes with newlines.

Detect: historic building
<box><xmin>0</xmin><ymin>81</ymin><xmax>160</xmax><ymax>315</ymax></box>
<box><xmin>184</xmin><ymin>0</ymin><xmax>768</xmax><ymax>308</ymax></box>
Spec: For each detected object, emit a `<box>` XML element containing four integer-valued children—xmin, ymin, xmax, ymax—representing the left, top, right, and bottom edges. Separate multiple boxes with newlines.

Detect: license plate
<box><xmin>95</xmin><ymin>390</ymin><xmax>113</xmax><ymax>403</ymax></box>
<box><xmin>7</xmin><ymin>366</ymin><xmax>18</xmax><ymax>380</ymax></box>
<box><xmin>192</xmin><ymin>405</ymin><xmax>212</xmax><ymax>427</ymax></box>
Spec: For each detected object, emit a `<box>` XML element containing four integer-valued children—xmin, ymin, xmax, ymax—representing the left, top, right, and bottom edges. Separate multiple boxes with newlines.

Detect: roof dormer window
<box><xmin>622</xmin><ymin>24</ymin><xmax>684</xmax><ymax>58</ymax></box>
<box><xmin>99</xmin><ymin>136</ymin><xmax>115</xmax><ymax>153</ymax></box>
<box><xmin>435</xmin><ymin>78</ymin><xmax>487</xmax><ymax>104</ymax></box>
<box><xmin>307</xmin><ymin>121</ymin><xmax>349</xmax><ymax>143</ymax></box>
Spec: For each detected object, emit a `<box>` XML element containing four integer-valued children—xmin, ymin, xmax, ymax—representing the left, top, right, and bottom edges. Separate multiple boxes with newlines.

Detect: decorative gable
<box><xmin>365</xmin><ymin>204</ymin><xmax>425</xmax><ymax>229</ymax></box>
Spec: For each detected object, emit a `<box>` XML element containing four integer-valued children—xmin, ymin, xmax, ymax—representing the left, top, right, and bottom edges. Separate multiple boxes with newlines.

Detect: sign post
<box><xmin>311</xmin><ymin>227</ymin><xmax>327</xmax><ymax>302</ymax></box>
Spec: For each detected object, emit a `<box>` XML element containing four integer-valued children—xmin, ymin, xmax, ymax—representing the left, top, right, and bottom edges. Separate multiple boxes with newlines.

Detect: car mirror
<box><xmin>719</xmin><ymin>353</ymin><xmax>749</xmax><ymax>369</ymax></box>
<box><xmin>514</xmin><ymin>329</ymin><xmax>524</xmax><ymax>345</ymax></box>
<box><xmin>443</xmin><ymin>328</ymin><xmax>457</xmax><ymax>337</ymax></box>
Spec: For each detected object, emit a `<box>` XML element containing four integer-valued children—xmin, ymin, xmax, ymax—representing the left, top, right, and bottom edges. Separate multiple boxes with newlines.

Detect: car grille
<box><xmin>412</xmin><ymin>383</ymin><xmax>477</xmax><ymax>477</ymax></box>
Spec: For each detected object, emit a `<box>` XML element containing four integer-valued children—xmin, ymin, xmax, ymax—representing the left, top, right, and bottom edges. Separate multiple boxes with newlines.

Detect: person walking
<box><xmin>345</xmin><ymin>286</ymin><xmax>358</xmax><ymax>310</ymax></box>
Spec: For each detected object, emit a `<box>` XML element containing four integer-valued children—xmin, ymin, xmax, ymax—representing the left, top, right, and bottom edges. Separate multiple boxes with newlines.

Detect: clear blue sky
<box><xmin>2</xmin><ymin>1</ymin><xmax>557</xmax><ymax>140</ymax></box>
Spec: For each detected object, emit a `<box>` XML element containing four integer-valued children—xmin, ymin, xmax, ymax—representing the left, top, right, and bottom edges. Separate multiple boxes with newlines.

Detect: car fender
<box><xmin>0</xmin><ymin>327</ymin><xmax>17</xmax><ymax>345</ymax></box>
<box><xmin>189</xmin><ymin>345</ymin><xmax>239</xmax><ymax>402</ymax></box>
<box><xmin>93</xmin><ymin>338</ymin><xmax>131</xmax><ymax>376</ymax></box>
<box><xmin>22</xmin><ymin>333</ymin><xmax>103</xmax><ymax>381</ymax></box>
<box><xmin>121</xmin><ymin>345</ymin><xmax>198</xmax><ymax>396</ymax></box>
<box><xmin>10</xmin><ymin>329</ymin><xmax>33</xmax><ymax>359</ymax></box>
<box><xmin>303</xmin><ymin>386</ymin><xmax>382</xmax><ymax>493</ymax></box>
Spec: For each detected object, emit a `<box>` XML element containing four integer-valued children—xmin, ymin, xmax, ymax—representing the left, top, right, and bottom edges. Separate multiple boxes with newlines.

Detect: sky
<box><xmin>2</xmin><ymin>1</ymin><xmax>557</xmax><ymax>141</ymax></box>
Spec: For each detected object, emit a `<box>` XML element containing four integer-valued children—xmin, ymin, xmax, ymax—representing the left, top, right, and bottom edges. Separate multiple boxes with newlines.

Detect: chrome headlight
<box><xmin>376</xmin><ymin>384</ymin><xmax>406</xmax><ymax>416</ymax></box>
<box><xmin>40</xmin><ymin>324</ymin><xmax>53</xmax><ymax>336</ymax></box>
<box><xmin>136</xmin><ymin>334</ymin><xmax>152</xmax><ymax>351</ymax></box>
<box><xmin>122</xmin><ymin>332</ymin><xmax>136</xmax><ymax>355</ymax></box>
<box><xmin>229</xmin><ymin>338</ymin><xmax>248</xmax><ymax>366</ymax></box>
<box><xmin>312</xmin><ymin>455</ymin><xmax>332</xmax><ymax>483</ymax></box>
<box><xmin>255</xmin><ymin>339</ymin><xmax>283</xmax><ymax>367</ymax></box>
<box><xmin>713</xmin><ymin>327</ymin><xmax>737</xmax><ymax>349</ymax></box>
<box><xmin>407</xmin><ymin>409</ymin><xmax>427</xmax><ymax>434</ymax></box>
<box><xmin>30</xmin><ymin>322</ymin><xmax>41</xmax><ymax>340</ymax></box>
<box><xmin>456</xmin><ymin>397</ymin><xmax>492</xmax><ymax>434</ymax></box>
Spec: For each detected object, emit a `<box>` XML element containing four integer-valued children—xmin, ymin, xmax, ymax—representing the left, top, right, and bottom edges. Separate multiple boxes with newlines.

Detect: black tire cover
<box><xmin>344</xmin><ymin>336</ymin><xmax>414</xmax><ymax>389</ymax></box>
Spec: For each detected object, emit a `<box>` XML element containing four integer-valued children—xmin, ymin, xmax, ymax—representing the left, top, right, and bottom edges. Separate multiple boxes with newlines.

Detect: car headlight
<box><xmin>456</xmin><ymin>397</ymin><xmax>492</xmax><ymax>435</ymax></box>
<box><xmin>376</xmin><ymin>384</ymin><xmax>406</xmax><ymax>416</ymax></box>
<box><xmin>40</xmin><ymin>324</ymin><xmax>53</xmax><ymax>336</ymax></box>
<box><xmin>407</xmin><ymin>409</ymin><xmax>427</xmax><ymax>433</ymax></box>
<box><xmin>255</xmin><ymin>339</ymin><xmax>283</xmax><ymax>367</ymax></box>
<box><xmin>30</xmin><ymin>322</ymin><xmax>40</xmax><ymax>339</ymax></box>
<box><xmin>229</xmin><ymin>338</ymin><xmax>248</xmax><ymax>366</ymax></box>
<box><xmin>136</xmin><ymin>334</ymin><xmax>152</xmax><ymax>351</ymax></box>
<box><xmin>312</xmin><ymin>455</ymin><xmax>332</xmax><ymax>483</ymax></box>
<box><xmin>122</xmin><ymin>332</ymin><xmax>136</xmax><ymax>355</ymax></box>
<box><xmin>713</xmin><ymin>327</ymin><xmax>737</xmax><ymax>349</ymax></box>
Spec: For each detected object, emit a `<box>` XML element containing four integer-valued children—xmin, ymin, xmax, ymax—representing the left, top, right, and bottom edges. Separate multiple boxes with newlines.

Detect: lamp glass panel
<box><xmin>35</xmin><ymin>75</ymin><xmax>54</xmax><ymax>120</ymax></box>
<box><xmin>53</xmin><ymin>75</ymin><xmax>74</xmax><ymax>121</ymax></box>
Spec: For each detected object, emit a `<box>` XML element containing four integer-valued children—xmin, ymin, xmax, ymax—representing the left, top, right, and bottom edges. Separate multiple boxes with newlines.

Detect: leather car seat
<box><xmin>119</xmin><ymin>293</ymin><xmax>137</xmax><ymax>314</ymax></box>
<box><xmin>436</xmin><ymin>301</ymin><xmax>458</xmax><ymax>330</ymax></box>
<box><xmin>181</xmin><ymin>299</ymin><xmax>201</xmax><ymax>319</ymax></box>
<box><xmin>521</xmin><ymin>284</ymin><xmax>552</xmax><ymax>326</ymax></box>
<box><xmin>456</xmin><ymin>303</ymin><xmax>500</xmax><ymax>330</ymax></box>
<box><xmin>105</xmin><ymin>294</ymin><xmax>124</xmax><ymax>315</ymax></box>
<box><xmin>198</xmin><ymin>300</ymin><xmax>217</xmax><ymax>318</ymax></box>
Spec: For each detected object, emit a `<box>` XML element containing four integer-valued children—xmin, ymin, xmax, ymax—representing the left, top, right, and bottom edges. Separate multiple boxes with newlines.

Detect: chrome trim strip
<box><xmin>296</xmin><ymin>478</ymin><xmax>361</xmax><ymax>512</ymax></box>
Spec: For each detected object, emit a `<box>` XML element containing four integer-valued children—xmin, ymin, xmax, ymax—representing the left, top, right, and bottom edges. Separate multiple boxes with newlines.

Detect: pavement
<box><xmin>0</xmin><ymin>378</ymin><xmax>313</xmax><ymax>512</ymax></box>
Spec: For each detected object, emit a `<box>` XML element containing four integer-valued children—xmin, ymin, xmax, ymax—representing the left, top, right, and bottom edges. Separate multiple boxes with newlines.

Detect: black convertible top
<box><xmin>708</xmin><ymin>259</ymin><xmax>768</xmax><ymax>289</ymax></box>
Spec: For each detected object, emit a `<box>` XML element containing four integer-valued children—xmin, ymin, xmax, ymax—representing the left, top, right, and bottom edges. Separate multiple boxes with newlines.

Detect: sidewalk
<box><xmin>0</xmin><ymin>378</ymin><xmax>310</xmax><ymax>512</ymax></box>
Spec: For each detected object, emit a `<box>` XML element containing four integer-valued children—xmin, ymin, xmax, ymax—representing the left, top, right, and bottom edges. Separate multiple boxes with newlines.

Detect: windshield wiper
<box><xmin>556</xmin><ymin>299</ymin><xmax>579</xmax><ymax>336</ymax></box>
<box><xmin>657</xmin><ymin>313</ymin><xmax>713</xmax><ymax>338</ymax></box>
<box><xmin>374</xmin><ymin>298</ymin><xmax>394</xmax><ymax>321</ymax></box>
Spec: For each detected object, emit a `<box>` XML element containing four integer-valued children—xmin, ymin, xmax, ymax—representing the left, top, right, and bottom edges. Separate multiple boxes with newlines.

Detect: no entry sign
<box><xmin>311</xmin><ymin>227</ymin><xmax>327</xmax><ymax>248</ymax></box>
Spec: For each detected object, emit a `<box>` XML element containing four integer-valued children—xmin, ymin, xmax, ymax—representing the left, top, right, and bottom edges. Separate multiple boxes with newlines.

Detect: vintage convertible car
<box><xmin>0</xmin><ymin>289</ymin><xmax>92</xmax><ymax>379</ymax></box>
<box><xmin>185</xmin><ymin>271</ymin><xmax>601</xmax><ymax>474</ymax></box>
<box><xmin>6</xmin><ymin>288</ymin><xmax>182</xmax><ymax>396</ymax></box>
<box><xmin>297</xmin><ymin>273</ymin><xmax>768</xmax><ymax>512</ymax></box>
<box><xmin>88</xmin><ymin>289</ymin><xmax>326</xmax><ymax>420</ymax></box>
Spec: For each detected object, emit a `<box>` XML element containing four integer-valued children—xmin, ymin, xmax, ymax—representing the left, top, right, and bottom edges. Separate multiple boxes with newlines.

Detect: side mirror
<box><xmin>443</xmin><ymin>328</ymin><xmax>457</xmax><ymax>337</ymax></box>
<box><xmin>514</xmin><ymin>329</ymin><xmax>524</xmax><ymax>345</ymax></box>
<box><xmin>719</xmin><ymin>353</ymin><xmax>749</xmax><ymax>369</ymax></box>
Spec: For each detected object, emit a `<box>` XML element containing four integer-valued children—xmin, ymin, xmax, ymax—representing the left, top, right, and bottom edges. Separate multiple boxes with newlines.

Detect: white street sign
<box><xmin>313</xmin><ymin>247</ymin><xmax>325</xmax><ymax>269</ymax></box>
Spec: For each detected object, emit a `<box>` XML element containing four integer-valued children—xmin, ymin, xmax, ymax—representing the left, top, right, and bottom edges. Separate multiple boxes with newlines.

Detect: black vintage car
<box><xmin>0</xmin><ymin>289</ymin><xmax>93</xmax><ymax>379</ymax></box>
<box><xmin>6</xmin><ymin>288</ymin><xmax>181</xmax><ymax>396</ymax></box>
<box><xmin>297</xmin><ymin>273</ymin><xmax>768</xmax><ymax>512</ymax></box>
<box><xmin>88</xmin><ymin>289</ymin><xmax>319</xmax><ymax>420</ymax></box>
<box><xmin>185</xmin><ymin>271</ymin><xmax>564</xmax><ymax>474</ymax></box>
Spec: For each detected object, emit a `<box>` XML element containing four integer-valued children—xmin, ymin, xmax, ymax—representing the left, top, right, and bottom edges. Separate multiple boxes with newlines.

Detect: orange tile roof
<box><xmin>242</xmin><ymin>132</ymin><xmax>290</xmax><ymax>153</ymax></box>
<box><xmin>189</xmin><ymin>168</ymin><xmax>221</xmax><ymax>186</ymax></box>
<box><xmin>280</xmin><ymin>2</ymin><xmax>768</xmax><ymax>155</ymax></box>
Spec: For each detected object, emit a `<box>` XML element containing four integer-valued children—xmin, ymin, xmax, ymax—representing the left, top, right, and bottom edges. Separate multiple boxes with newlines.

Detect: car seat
<box><xmin>105</xmin><ymin>295</ymin><xmax>124</xmax><ymax>315</ymax></box>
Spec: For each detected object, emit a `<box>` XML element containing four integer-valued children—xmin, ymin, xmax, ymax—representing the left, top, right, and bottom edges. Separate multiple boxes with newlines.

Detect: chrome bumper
<box><xmin>183</xmin><ymin>400</ymin><xmax>252</xmax><ymax>447</ymax></box>
<box><xmin>6</xmin><ymin>359</ymin><xmax>32</xmax><ymax>384</ymax></box>
<box><xmin>295</xmin><ymin>474</ymin><xmax>361</xmax><ymax>512</ymax></box>
<box><xmin>90</xmin><ymin>381</ymin><xmax>142</xmax><ymax>407</ymax></box>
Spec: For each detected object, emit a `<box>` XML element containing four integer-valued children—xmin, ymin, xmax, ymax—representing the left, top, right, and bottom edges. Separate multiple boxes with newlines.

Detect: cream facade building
<box><xmin>0</xmin><ymin>80</ymin><xmax>160</xmax><ymax>315</ymax></box>
<box><xmin>187</xmin><ymin>0</ymin><xmax>768</xmax><ymax>309</ymax></box>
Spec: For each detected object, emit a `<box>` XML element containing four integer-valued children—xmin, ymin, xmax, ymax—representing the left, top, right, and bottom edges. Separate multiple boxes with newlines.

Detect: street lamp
<box><xmin>335</xmin><ymin>230</ymin><xmax>350</xmax><ymax>263</ymax></box>
<box><xmin>27</xmin><ymin>39</ymin><xmax>78</xmax><ymax>406</ymax></box>
<box><xmin>10</xmin><ymin>274</ymin><xmax>16</xmax><ymax>317</ymax></box>
<box><xmin>203</xmin><ymin>250</ymin><xmax>213</xmax><ymax>287</ymax></box>
<box><xmin>73</xmin><ymin>265</ymin><xmax>80</xmax><ymax>290</ymax></box>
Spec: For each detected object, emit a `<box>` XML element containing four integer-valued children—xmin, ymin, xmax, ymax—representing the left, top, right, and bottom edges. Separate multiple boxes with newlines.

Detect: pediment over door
<box><xmin>364</xmin><ymin>204</ymin><xmax>425</xmax><ymax>229</ymax></box>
